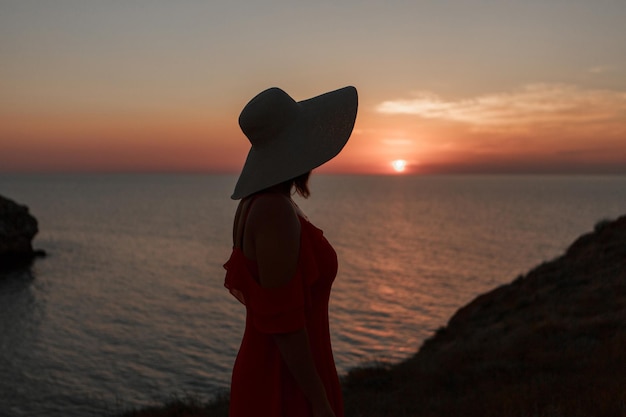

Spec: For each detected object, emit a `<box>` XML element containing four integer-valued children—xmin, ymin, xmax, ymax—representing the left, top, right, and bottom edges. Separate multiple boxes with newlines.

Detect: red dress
<box><xmin>223</xmin><ymin>211</ymin><xmax>343</xmax><ymax>417</ymax></box>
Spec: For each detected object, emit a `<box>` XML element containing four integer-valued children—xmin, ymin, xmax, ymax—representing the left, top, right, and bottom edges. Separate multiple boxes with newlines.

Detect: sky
<box><xmin>1</xmin><ymin>0</ymin><xmax>625</xmax><ymax>175</ymax></box>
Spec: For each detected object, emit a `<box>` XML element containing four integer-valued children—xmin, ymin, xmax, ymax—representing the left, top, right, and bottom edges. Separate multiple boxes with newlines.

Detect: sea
<box><xmin>0</xmin><ymin>173</ymin><xmax>625</xmax><ymax>417</ymax></box>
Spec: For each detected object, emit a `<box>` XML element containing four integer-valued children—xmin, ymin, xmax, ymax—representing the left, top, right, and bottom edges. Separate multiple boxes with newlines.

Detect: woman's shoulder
<box><xmin>246</xmin><ymin>193</ymin><xmax>299</xmax><ymax>229</ymax></box>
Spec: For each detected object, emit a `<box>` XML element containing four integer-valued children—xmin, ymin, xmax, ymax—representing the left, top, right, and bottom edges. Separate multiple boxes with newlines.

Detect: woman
<box><xmin>224</xmin><ymin>86</ymin><xmax>358</xmax><ymax>417</ymax></box>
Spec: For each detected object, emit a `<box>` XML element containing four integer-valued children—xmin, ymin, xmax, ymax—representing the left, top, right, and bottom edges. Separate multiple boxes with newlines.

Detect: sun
<box><xmin>391</xmin><ymin>159</ymin><xmax>407</xmax><ymax>173</ymax></box>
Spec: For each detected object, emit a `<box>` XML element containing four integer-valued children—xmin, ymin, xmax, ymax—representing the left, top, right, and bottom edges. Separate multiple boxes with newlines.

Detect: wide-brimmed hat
<box><xmin>231</xmin><ymin>86</ymin><xmax>358</xmax><ymax>200</ymax></box>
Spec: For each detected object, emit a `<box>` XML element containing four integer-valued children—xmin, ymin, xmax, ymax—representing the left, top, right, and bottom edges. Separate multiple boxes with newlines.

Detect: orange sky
<box><xmin>1</xmin><ymin>1</ymin><xmax>625</xmax><ymax>175</ymax></box>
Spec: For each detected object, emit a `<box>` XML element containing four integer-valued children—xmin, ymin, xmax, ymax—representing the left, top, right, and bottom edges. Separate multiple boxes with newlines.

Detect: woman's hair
<box><xmin>257</xmin><ymin>171</ymin><xmax>311</xmax><ymax>199</ymax></box>
<box><xmin>292</xmin><ymin>171</ymin><xmax>311</xmax><ymax>198</ymax></box>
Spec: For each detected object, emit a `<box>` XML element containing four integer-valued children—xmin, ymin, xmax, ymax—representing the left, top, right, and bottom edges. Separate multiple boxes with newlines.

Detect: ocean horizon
<box><xmin>1</xmin><ymin>173</ymin><xmax>625</xmax><ymax>417</ymax></box>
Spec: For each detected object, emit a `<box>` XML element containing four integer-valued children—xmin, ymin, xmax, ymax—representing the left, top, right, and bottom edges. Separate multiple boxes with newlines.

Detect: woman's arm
<box><xmin>247</xmin><ymin>194</ymin><xmax>335</xmax><ymax>416</ymax></box>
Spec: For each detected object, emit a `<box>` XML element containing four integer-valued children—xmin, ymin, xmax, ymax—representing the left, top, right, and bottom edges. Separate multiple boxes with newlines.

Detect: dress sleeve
<box><xmin>224</xmin><ymin>250</ymin><xmax>307</xmax><ymax>334</ymax></box>
<box><xmin>246</xmin><ymin>271</ymin><xmax>307</xmax><ymax>333</ymax></box>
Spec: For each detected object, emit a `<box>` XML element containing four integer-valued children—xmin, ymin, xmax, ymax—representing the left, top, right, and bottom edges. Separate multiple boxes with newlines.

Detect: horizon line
<box><xmin>1</xmin><ymin>169</ymin><xmax>625</xmax><ymax>177</ymax></box>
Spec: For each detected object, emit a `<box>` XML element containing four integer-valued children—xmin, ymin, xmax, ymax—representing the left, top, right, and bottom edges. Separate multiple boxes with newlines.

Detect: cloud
<box><xmin>587</xmin><ymin>66</ymin><xmax>614</xmax><ymax>74</ymax></box>
<box><xmin>376</xmin><ymin>84</ymin><xmax>626</xmax><ymax>135</ymax></box>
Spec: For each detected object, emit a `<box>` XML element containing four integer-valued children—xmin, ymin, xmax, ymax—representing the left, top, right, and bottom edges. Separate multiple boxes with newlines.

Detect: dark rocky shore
<box><xmin>342</xmin><ymin>214</ymin><xmax>626</xmax><ymax>417</ymax></box>
<box><xmin>0</xmin><ymin>195</ymin><xmax>46</xmax><ymax>271</ymax></box>
<box><xmin>121</xmin><ymin>214</ymin><xmax>626</xmax><ymax>417</ymax></box>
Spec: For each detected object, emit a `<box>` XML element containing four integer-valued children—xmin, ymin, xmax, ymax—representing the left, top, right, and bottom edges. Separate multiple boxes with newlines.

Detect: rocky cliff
<box><xmin>421</xmin><ymin>214</ymin><xmax>626</xmax><ymax>364</ymax></box>
<box><xmin>0</xmin><ymin>195</ymin><xmax>45</xmax><ymax>270</ymax></box>
<box><xmin>344</xmin><ymin>215</ymin><xmax>626</xmax><ymax>417</ymax></box>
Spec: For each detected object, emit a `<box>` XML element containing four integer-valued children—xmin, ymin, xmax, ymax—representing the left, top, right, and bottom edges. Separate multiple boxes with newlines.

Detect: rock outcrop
<box><xmin>343</xmin><ymin>214</ymin><xmax>626</xmax><ymax>417</ymax></box>
<box><xmin>420</xmin><ymin>214</ymin><xmax>626</xmax><ymax>361</ymax></box>
<box><xmin>0</xmin><ymin>195</ymin><xmax>45</xmax><ymax>270</ymax></box>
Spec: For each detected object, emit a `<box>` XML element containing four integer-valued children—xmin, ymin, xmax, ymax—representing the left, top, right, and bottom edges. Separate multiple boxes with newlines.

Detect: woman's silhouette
<box><xmin>224</xmin><ymin>86</ymin><xmax>358</xmax><ymax>417</ymax></box>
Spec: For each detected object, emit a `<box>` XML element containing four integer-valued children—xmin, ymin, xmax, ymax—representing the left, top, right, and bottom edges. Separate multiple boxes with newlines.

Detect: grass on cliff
<box><xmin>341</xmin><ymin>331</ymin><xmax>626</xmax><ymax>417</ymax></box>
<box><xmin>116</xmin><ymin>392</ymin><xmax>229</xmax><ymax>417</ymax></box>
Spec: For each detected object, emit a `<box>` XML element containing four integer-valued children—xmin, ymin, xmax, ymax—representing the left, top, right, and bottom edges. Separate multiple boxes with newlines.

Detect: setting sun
<box><xmin>391</xmin><ymin>159</ymin><xmax>407</xmax><ymax>173</ymax></box>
